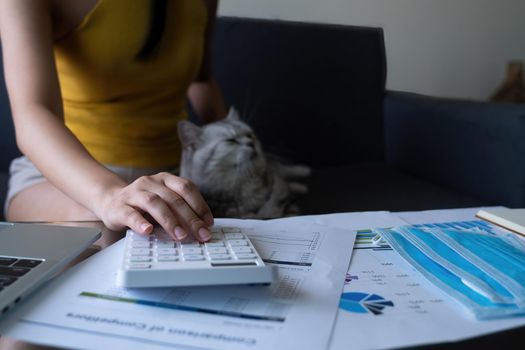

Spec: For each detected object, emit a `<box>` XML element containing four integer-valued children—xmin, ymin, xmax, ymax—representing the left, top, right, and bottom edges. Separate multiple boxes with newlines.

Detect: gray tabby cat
<box><xmin>178</xmin><ymin>108</ymin><xmax>311</xmax><ymax>219</ymax></box>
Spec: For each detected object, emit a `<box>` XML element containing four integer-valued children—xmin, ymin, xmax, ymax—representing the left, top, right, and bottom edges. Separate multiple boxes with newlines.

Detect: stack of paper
<box><xmin>2</xmin><ymin>209</ymin><xmax>525</xmax><ymax>350</ymax></box>
<box><xmin>0</xmin><ymin>218</ymin><xmax>356</xmax><ymax>350</ymax></box>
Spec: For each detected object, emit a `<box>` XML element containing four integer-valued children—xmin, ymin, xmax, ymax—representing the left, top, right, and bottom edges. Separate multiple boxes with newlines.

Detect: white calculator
<box><xmin>117</xmin><ymin>226</ymin><xmax>277</xmax><ymax>288</ymax></box>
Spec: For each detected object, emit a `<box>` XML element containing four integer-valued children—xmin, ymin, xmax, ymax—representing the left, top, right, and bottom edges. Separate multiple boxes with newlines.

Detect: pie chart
<box><xmin>339</xmin><ymin>292</ymin><xmax>394</xmax><ymax>315</ymax></box>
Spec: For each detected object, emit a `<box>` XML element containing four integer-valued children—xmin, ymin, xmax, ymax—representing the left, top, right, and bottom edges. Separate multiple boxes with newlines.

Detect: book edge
<box><xmin>476</xmin><ymin>209</ymin><xmax>525</xmax><ymax>237</ymax></box>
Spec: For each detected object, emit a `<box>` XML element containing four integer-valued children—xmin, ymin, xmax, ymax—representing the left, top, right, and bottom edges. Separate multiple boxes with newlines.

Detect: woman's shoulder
<box><xmin>0</xmin><ymin>0</ymin><xmax>98</xmax><ymax>41</ymax></box>
<box><xmin>0</xmin><ymin>1</ymin><xmax>51</xmax><ymax>39</ymax></box>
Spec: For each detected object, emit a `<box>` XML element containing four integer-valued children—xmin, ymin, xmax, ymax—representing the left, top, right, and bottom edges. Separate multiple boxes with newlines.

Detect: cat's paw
<box><xmin>280</xmin><ymin>164</ymin><xmax>311</xmax><ymax>179</ymax></box>
<box><xmin>288</xmin><ymin>181</ymin><xmax>309</xmax><ymax>195</ymax></box>
<box><xmin>284</xmin><ymin>204</ymin><xmax>301</xmax><ymax>217</ymax></box>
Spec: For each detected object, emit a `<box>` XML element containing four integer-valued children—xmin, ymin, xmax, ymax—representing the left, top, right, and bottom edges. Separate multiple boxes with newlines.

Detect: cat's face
<box><xmin>178</xmin><ymin>108</ymin><xmax>266</xmax><ymax>191</ymax></box>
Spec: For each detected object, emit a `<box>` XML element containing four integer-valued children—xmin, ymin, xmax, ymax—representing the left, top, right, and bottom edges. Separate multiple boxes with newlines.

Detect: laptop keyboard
<box><xmin>0</xmin><ymin>256</ymin><xmax>43</xmax><ymax>293</ymax></box>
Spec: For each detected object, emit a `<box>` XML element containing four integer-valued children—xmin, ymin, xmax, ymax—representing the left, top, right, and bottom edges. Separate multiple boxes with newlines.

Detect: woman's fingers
<box><xmin>143</xmin><ymin>182</ymin><xmax>212</xmax><ymax>242</ymax></box>
<box><xmin>160</xmin><ymin>174</ymin><xmax>214</xmax><ymax>226</ymax></box>
<box><xmin>99</xmin><ymin>173</ymin><xmax>213</xmax><ymax>242</ymax></box>
<box><xmin>161</xmin><ymin>191</ymin><xmax>212</xmax><ymax>242</ymax></box>
<box><xmin>127</xmin><ymin>191</ymin><xmax>188</xmax><ymax>240</ymax></box>
<box><xmin>121</xmin><ymin>173</ymin><xmax>213</xmax><ymax>241</ymax></box>
<box><xmin>116</xmin><ymin>205</ymin><xmax>153</xmax><ymax>235</ymax></box>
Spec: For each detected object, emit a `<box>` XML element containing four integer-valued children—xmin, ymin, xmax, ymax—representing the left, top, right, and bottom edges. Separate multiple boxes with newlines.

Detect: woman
<box><xmin>0</xmin><ymin>0</ymin><xmax>226</xmax><ymax>241</ymax></box>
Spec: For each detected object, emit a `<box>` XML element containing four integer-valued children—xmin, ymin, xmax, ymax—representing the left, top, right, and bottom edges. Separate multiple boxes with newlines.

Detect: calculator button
<box><xmin>131</xmin><ymin>241</ymin><xmax>151</xmax><ymax>248</ymax></box>
<box><xmin>209</xmin><ymin>254</ymin><xmax>232</xmax><ymax>261</ymax></box>
<box><xmin>128</xmin><ymin>263</ymin><xmax>151</xmax><ymax>269</ymax></box>
<box><xmin>181</xmin><ymin>242</ymin><xmax>201</xmax><ymax>248</ymax></box>
<box><xmin>156</xmin><ymin>242</ymin><xmax>175</xmax><ymax>249</ymax></box>
<box><xmin>130</xmin><ymin>248</ymin><xmax>151</xmax><ymax>256</ymax></box>
<box><xmin>156</xmin><ymin>248</ymin><xmax>177</xmax><ymax>255</ymax></box>
<box><xmin>228</xmin><ymin>240</ymin><xmax>248</xmax><ymax>246</ymax></box>
<box><xmin>157</xmin><ymin>256</ymin><xmax>179</xmax><ymax>262</ymax></box>
<box><xmin>204</xmin><ymin>240</ymin><xmax>224</xmax><ymax>247</ymax></box>
<box><xmin>207</xmin><ymin>247</ymin><xmax>227</xmax><ymax>254</ymax></box>
<box><xmin>231</xmin><ymin>246</ymin><xmax>252</xmax><ymax>253</ymax></box>
<box><xmin>222</xmin><ymin>227</ymin><xmax>242</xmax><ymax>233</ymax></box>
<box><xmin>183</xmin><ymin>255</ymin><xmax>205</xmax><ymax>261</ymax></box>
<box><xmin>234</xmin><ymin>253</ymin><xmax>257</xmax><ymax>260</ymax></box>
<box><xmin>182</xmin><ymin>248</ymin><xmax>202</xmax><ymax>255</ymax></box>
<box><xmin>129</xmin><ymin>233</ymin><xmax>150</xmax><ymax>241</ymax></box>
<box><xmin>224</xmin><ymin>233</ymin><xmax>244</xmax><ymax>239</ymax></box>
<box><xmin>211</xmin><ymin>233</ymin><xmax>223</xmax><ymax>240</ymax></box>
<box><xmin>129</xmin><ymin>256</ymin><xmax>151</xmax><ymax>262</ymax></box>
<box><xmin>153</xmin><ymin>232</ymin><xmax>171</xmax><ymax>240</ymax></box>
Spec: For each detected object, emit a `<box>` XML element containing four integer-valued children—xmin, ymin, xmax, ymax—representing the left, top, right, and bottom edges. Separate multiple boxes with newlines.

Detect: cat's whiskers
<box><xmin>241</xmin><ymin>92</ymin><xmax>262</xmax><ymax>125</ymax></box>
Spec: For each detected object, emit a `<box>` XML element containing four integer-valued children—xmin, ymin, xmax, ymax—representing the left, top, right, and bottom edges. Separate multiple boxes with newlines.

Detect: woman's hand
<box><xmin>96</xmin><ymin>172</ymin><xmax>214</xmax><ymax>242</ymax></box>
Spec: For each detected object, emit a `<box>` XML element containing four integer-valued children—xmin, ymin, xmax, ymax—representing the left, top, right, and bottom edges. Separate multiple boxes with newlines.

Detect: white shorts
<box><xmin>4</xmin><ymin>156</ymin><xmax>177</xmax><ymax>218</ymax></box>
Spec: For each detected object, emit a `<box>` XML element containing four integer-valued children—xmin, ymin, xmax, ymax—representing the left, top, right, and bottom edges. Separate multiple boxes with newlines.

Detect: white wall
<box><xmin>218</xmin><ymin>0</ymin><xmax>525</xmax><ymax>101</ymax></box>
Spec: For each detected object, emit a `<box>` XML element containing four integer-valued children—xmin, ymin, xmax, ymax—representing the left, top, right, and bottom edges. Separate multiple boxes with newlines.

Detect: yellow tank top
<box><xmin>54</xmin><ymin>0</ymin><xmax>207</xmax><ymax>168</ymax></box>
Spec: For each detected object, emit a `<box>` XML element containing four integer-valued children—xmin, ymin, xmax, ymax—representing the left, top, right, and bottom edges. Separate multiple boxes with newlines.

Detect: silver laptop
<box><xmin>0</xmin><ymin>222</ymin><xmax>101</xmax><ymax>315</ymax></box>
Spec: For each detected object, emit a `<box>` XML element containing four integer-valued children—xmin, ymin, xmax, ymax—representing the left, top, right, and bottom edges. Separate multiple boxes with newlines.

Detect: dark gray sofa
<box><xmin>210</xmin><ymin>17</ymin><xmax>525</xmax><ymax>215</ymax></box>
<box><xmin>1</xmin><ymin>17</ymin><xmax>525</xmax><ymax>221</ymax></box>
<box><xmin>0</xmin><ymin>61</ymin><xmax>16</xmax><ymax>217</ymax></box>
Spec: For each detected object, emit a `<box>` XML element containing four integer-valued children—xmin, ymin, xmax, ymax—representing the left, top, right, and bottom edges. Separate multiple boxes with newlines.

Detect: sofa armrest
<box><xmin>384</xmin><ymin>91</ymin><xmax>525</xmax><ymax>207</ymax></box>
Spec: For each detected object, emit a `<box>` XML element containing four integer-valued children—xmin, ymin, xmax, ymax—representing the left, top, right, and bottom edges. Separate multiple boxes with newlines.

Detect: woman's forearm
<box><xmin>15</xmin><ymin>104</ymin><xmax>126</xmax><ymax>215</ymax></box>
<box><xmin>1</xmin><ymin>0</ymin><xmax>124</xmax><ymax>216</ymax></box>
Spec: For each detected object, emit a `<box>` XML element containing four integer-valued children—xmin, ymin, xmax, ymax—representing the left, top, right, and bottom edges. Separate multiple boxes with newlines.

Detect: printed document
<box><xmin>328</xmin><ymin>207</ymin><xmax>525</xmax><ymax>350</ymax></box>
<box><xmin>0</xmin><ymin>218</ymin><xmax>356</xmax><ymax>350</ymax></box>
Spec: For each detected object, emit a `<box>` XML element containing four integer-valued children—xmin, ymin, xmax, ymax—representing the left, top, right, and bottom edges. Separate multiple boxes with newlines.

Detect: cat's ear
<box><xmin>178</xmin><ymin>120</ymin><xmax>202</xmax><ymax>147</ymax></box>
<box><xmin>226</xmin><ymin>106</ymin><xmax>241</xmax><ymax>121</ymax></box>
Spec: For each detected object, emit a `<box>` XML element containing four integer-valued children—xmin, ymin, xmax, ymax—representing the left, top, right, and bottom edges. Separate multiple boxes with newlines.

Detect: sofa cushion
<box><xmin>298</xmin><ymin>163</ymin><xmax>488</xmax><ymax>214</ymax></box>
<box><xmin>0</xmin><ymin>47</ymin><xmax>21</xmax><ymax>173</ymax></box>
<box><xmin>0</xmin><ymin>172</ymin><xmax>8</xmax><ymax>220</ymax></box>
<box><xmin>385</xmin><ymin>92</ymin><xmax>525</xmax><ymax>207</ymax></box>
<box><xmin>212</xmin><ymin>17</ymin><xmax>387</xmax><ymax>166</ymax></box>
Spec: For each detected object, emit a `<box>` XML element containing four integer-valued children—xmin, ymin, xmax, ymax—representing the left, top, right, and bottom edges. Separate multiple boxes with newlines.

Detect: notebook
<box><xmin>0</xmin><ymin>222</ymin><xmax>101</xmax><ymax>316</ymax></box>
<box><xmin>475</xmin><ymin>208</ymin><xmax>525</xmax><ymax>237</ymax></box>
